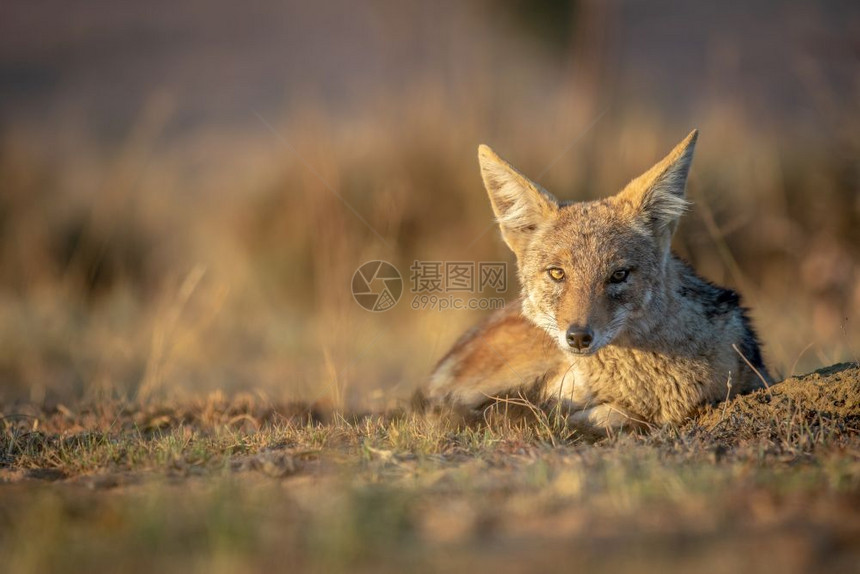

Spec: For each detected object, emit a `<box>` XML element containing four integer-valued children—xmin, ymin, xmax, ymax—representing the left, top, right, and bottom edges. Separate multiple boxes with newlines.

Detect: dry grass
<box><xmin>0</xmin><ymin>51</ymin><xmax>858</xmax><ymax>408</ymax></box>
<box><xmin>1</xmin><ymin>364</ymin><xmax>859</xmax><ymax>573</ymax></box>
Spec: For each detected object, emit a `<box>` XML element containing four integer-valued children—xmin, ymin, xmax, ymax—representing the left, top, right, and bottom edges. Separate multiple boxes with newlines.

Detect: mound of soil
<box><xmin>688</xmin><ymin>362</ymin><xmax>860</xmax><ymax>444</ymax></box>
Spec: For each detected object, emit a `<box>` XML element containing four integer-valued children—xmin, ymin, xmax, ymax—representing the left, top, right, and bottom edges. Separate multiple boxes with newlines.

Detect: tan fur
<box><xmin>424</xmin><ymin>130</ymin><xmax>770</xmax><ymax>435</ymax></box>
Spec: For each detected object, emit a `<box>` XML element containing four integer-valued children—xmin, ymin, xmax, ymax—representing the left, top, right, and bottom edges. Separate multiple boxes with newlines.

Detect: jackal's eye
<box><xmin>547</xmin><ymin>267</ymin><xmax>565</xmax><ymax>282</ymax></box>
<box><xmin>609</xmin><ymin>269</ymin><xmax>630</xmax><ymax>284</ymax></box>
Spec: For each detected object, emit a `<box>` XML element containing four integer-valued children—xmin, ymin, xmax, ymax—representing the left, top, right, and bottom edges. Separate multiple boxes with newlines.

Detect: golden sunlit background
<box><xmin>1</xmin><ymin>1</ymin><xmax>858</xmax><ymax>408</ymax></box>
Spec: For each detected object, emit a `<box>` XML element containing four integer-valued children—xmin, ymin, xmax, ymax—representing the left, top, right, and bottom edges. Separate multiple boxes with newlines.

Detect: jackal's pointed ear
<box><xmin>478</xmin><ymin>145</ymin><xmax>558</xmax><ymax>254</ymax></box>
<box><xmin>618</xmin><ymin>129</ymin><xmax>697</xmax><ymax>237</ymax></box>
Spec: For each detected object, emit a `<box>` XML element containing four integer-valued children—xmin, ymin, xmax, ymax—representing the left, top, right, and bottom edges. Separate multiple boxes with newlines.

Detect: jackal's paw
<box><xmin>567</xmin><ymin>403</ymin><xmax>649</xmax><ymax>437</ymax></box>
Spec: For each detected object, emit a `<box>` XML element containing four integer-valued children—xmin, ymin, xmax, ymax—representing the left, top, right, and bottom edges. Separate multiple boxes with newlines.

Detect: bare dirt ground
<box><xmin>1</xmin><ymin>364</ymin><xmax>859</xmax><ymax>573</ymax></box>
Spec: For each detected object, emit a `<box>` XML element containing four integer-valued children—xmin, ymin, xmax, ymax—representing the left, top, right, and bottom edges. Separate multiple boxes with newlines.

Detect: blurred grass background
<box><xmin>0</xmin><ymin>0</ymin><xmax>857</xmax><ymax>408</ymax></box>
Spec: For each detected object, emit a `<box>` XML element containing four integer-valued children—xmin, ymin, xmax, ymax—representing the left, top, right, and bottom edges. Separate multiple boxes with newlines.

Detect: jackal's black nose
<box><xmin>566</xmin><ymin>326</ymin><xmax>593</xmax><ymax>350</ymax></box>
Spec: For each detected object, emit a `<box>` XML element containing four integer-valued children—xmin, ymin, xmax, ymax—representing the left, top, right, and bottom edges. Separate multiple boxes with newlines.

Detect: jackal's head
<box><xmin>478</xmin><ymin>130</ymin><xmax>698</xmax><ymax>355</ymax></box>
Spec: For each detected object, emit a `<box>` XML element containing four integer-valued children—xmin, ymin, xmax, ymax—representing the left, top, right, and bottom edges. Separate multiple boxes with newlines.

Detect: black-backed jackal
<box><xmin>423</xmin><ymin>131</ymin><xmax>770</xmax><ymax>434</ymax></box>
